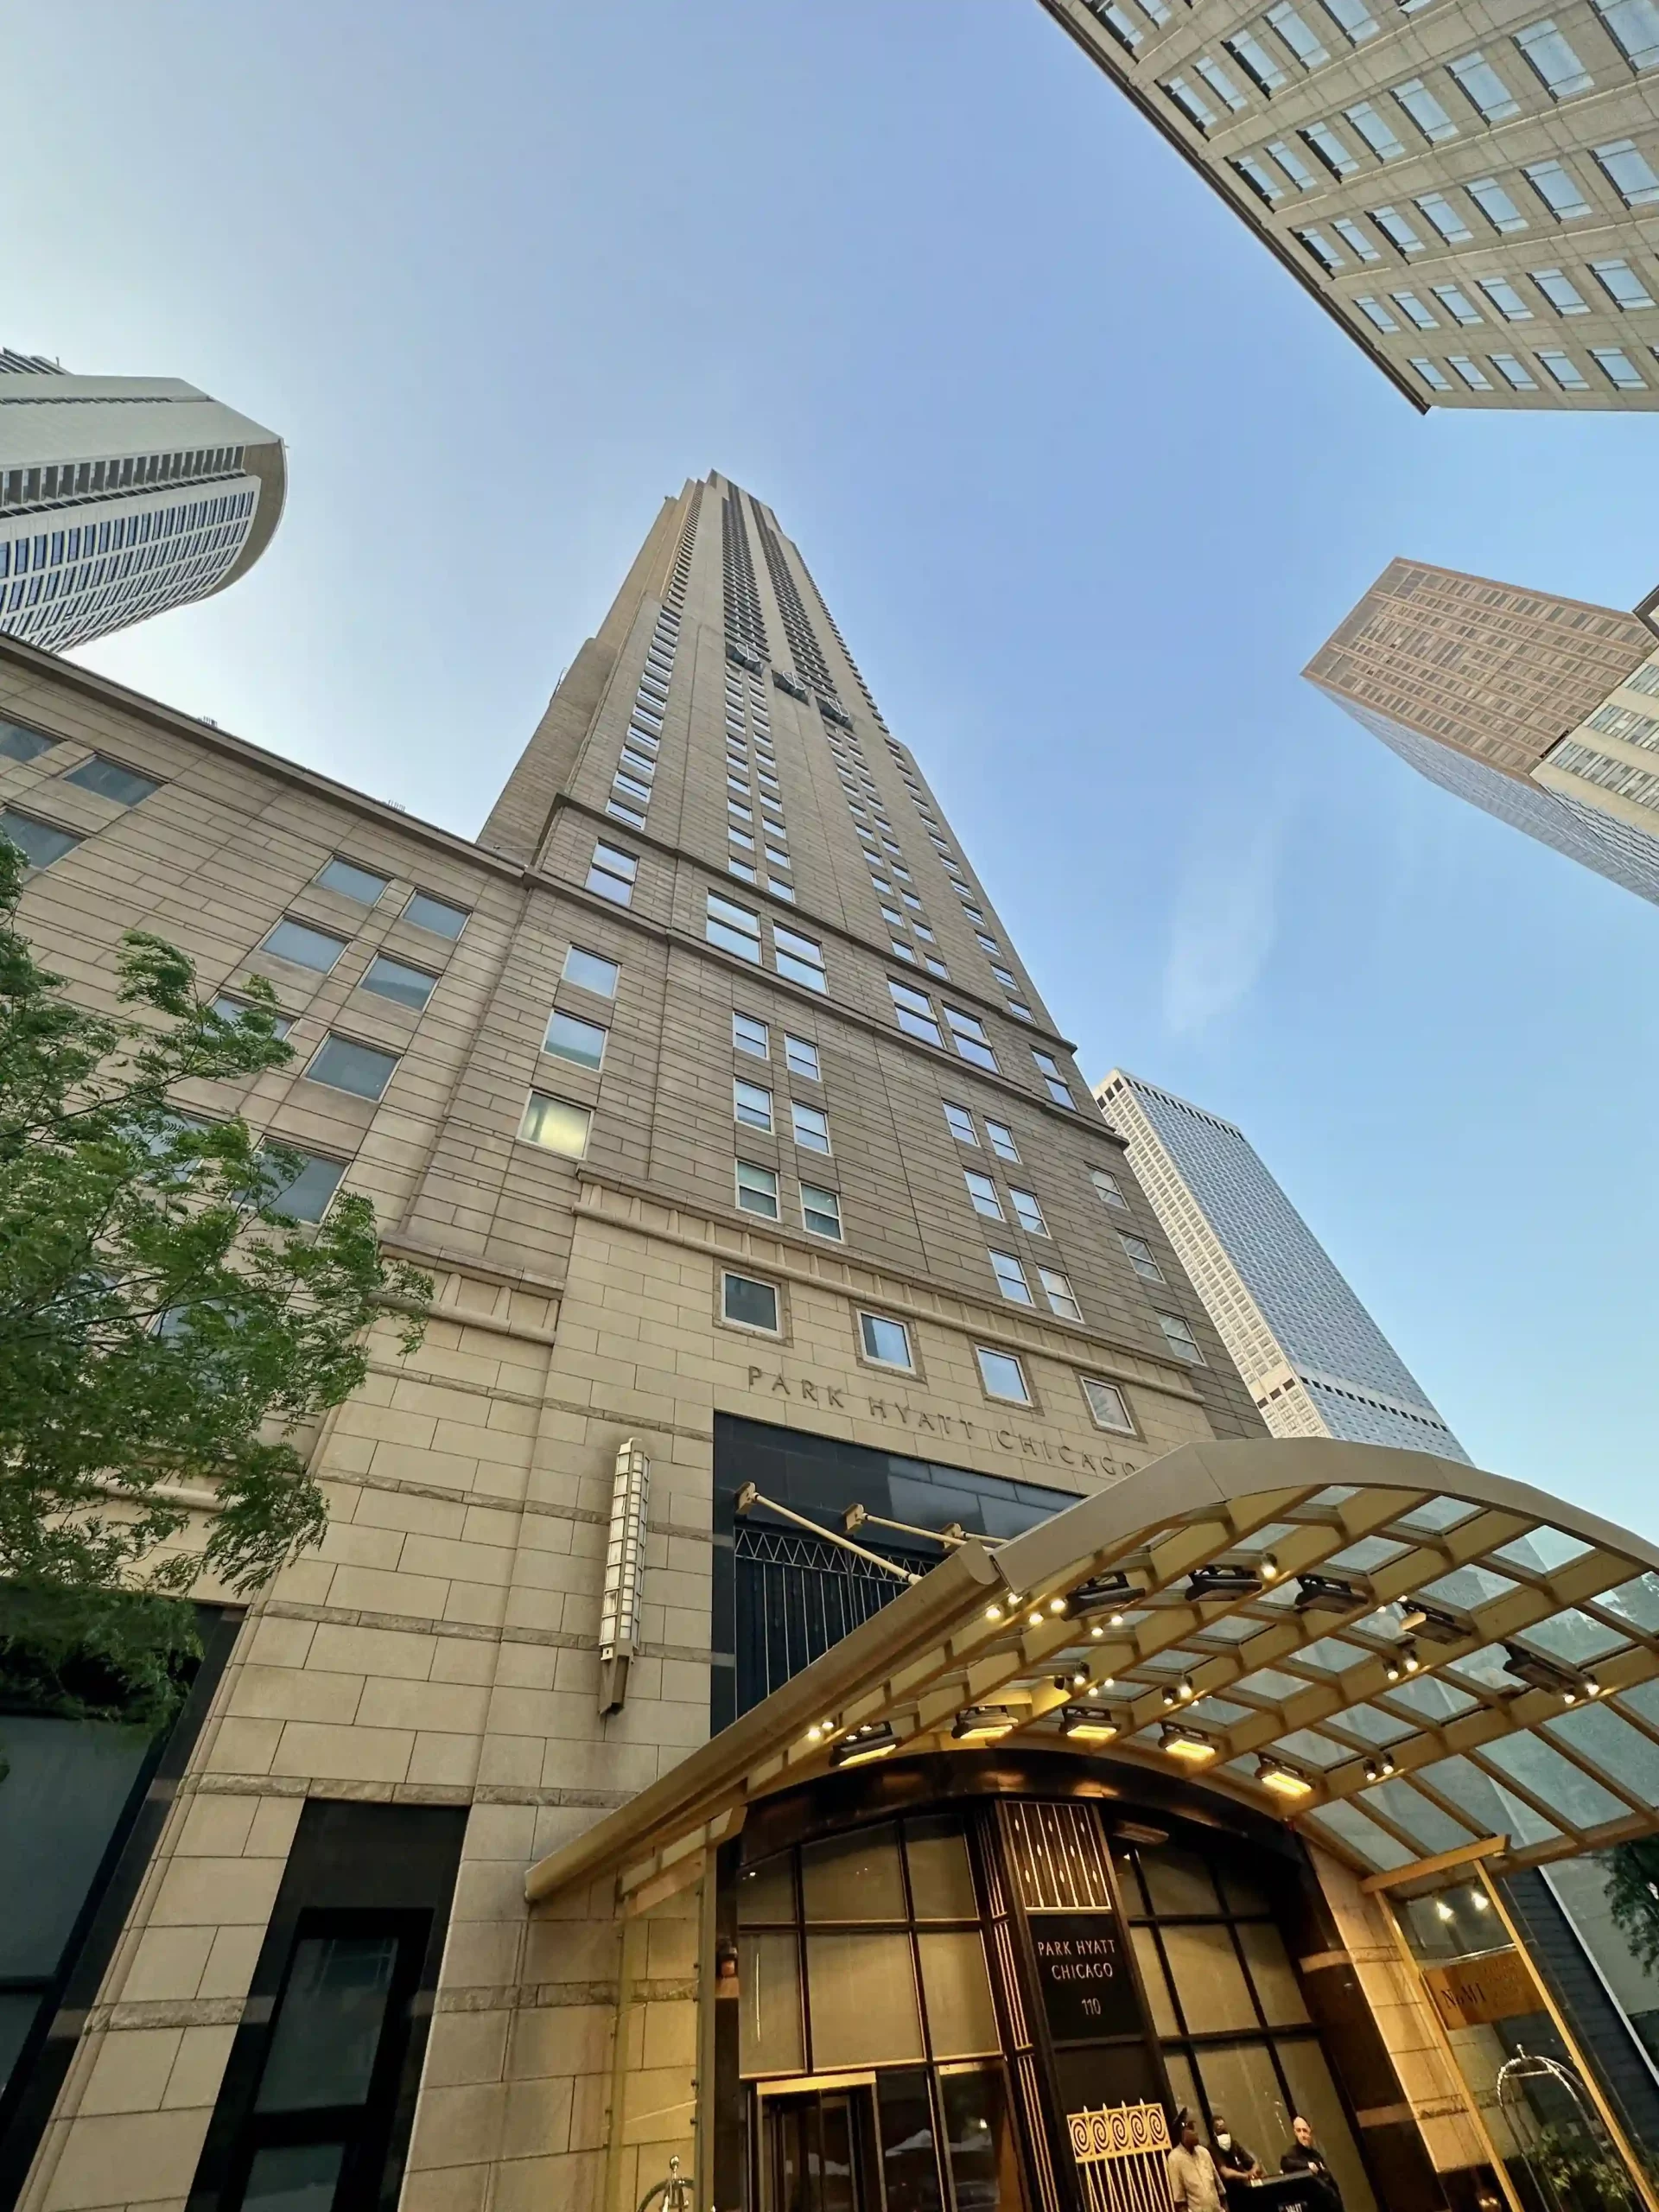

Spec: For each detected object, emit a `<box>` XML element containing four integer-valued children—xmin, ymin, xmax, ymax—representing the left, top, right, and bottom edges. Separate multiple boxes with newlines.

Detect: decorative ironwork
<box><xmin>733</xmin><ymin>1520</ymin><xmax>915</xmax><ymax>1713</ymax></box>
<box><xmin>1068</xmin><ymin>2103</ymin><xmax>1174</xmax><ymax>2212</ymax></box>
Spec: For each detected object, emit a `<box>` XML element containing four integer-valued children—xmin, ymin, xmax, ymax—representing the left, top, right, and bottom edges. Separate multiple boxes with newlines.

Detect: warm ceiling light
<box><xmin>1109</xmin><ymin>1612</ymin><xmax>1125</xmax><ymax>1628</ymax></box>
<box><xmin>1160</xmin><ymin>1724</ymin><xmax>1216</xmax><ymax>1764</ymax></box>
<box><xmin>1402</xmin><ymin>1644</ymin><xmax>1421</xmax><ymax>1674</ymax></box>
<box><xmin>1186</xmin><ymin>1562</ymin><xmax>1264</xmax><ymax>1603</ymax></box>
<box><xmin>1028</xmin><ymin>1609</ymin><xmax>1045</xmax><ymax>1629</ymax></box>
<box><xmin>1062</xmin><ymin>1706</ymin><xmax>1120</xmax><ymax>1743</ymax></box>
<box><xmin>1261</xmin><ymin>1554</ymin><xmax>1280</xmax><ymax>1580</ymax></box>
<box><xmin>1434</xmin><ymin>1898</ymin><xmax>1456</xmax><ymax>1923</ymax></box>
<box><xmin>1295</xmin><ymin>1572</ymin><xmax>1365</xmax><ymax>1615</ymax></box>
<box><xmin>1068</xmin><ymin>1570</ymin><xmax>1142</xmax><ymax>1619</ymax></box>
<box><xmin>1049</xmin><ymin>1596</ymin><xmax>1067</xmax><ymax>1616</ymax></box>
<box><xmin>1398</xmin><ymin>1601</ymin><xmax>1467</xmax><ymax>1646</ymax></box>
<box><xmin>953</xmin><ymin>1706</ymin><xmax>1018</xmax><ymax>1741</ymax></box>
<box><xmin>1256</xmin><ymin>1758</ymin><xmax>1313</xmax><ymax>1800</ymax></box>
<box><xmin>832</xmin><ymin>1721</ymin><xmax>897</xmax><ymax>1767</ymax></box>
<box><xmin>1362</xmin><ymin>1753</ymin><xmax>1395</xmax><ymax>1783</ymax></box>
<box><xmin>1471</xmin><ymin>1890</ymin><xmax>1491</xmax><ymax>1910</ymax></box>
<box><xmin>986</xmin><ymin>1602</ymin><xmax>1004</xmax><ymax>1622</ymax></box>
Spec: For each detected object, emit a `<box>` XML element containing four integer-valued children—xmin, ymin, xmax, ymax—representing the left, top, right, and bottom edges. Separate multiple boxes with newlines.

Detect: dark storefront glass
<box><xmin>713</xmin><ymin>1416</ymin><xmax>1077</xmax><ymax>1729</ymax></box>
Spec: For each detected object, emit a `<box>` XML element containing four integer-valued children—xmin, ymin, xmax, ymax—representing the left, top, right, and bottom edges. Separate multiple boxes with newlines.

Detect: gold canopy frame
<box><xmin>525</xmin><ymin>1437</ymin><xmax>1659</xmax><ymax>1909</ymax></box>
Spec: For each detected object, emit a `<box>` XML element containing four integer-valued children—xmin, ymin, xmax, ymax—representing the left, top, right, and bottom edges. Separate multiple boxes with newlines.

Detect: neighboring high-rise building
<box><xmin>1306</xmin><ymin>555</ymin><xmax>1659</xmax><ymax>901</ymax></box>
<box><xmin>0</xmin><ymin>349</ymin><xmax>285</xmax><ymax>652</ymax></box>
<box><xmin>1037</xmin><ymin>0</ymin><xmax>1659</xmax><ymax>410</ymax></box>
<box><xmin>1096</xmin><ymin>1067</ymin><xmax>1470</xmax><ymax>1460</ymax></box>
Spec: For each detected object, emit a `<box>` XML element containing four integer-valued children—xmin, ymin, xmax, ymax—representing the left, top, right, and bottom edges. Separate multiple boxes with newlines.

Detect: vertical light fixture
<box><xmin>598</xmin><ymin>1436</ymin><xmax>650</xmax><ymax>1713</ymax></box>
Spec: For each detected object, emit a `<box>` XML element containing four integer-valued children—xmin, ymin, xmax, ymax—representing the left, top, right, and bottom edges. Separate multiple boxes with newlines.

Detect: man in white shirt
<box><xmin>1166</xmin><ymin>2109</ymin><xmax>1224</xmax><ymax>2211</ymax></box>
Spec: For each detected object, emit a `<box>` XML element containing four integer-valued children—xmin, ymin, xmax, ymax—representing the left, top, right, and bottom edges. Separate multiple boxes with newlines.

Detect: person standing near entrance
<box><xmin>1281</xmin><ymin>2114</ymin><xmax>1344</xmax><ymax>2208</ymax></box>
<box><xmin>1166</xmin><ymin>2110</ymin><xmax>1224</xmax><ymax>2210</ymax></box>
<box><xmin>1211</xmin><ymin>2111</ymin><xmax>1264</xmax><ymax>2203</ymax></box>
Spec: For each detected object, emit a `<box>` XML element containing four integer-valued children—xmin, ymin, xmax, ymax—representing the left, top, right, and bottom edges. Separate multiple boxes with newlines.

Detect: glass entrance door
<box><xmin>760</xmin><ymin>2084</ymin><xmax>880</xmax><ymax>2212</ymax></box>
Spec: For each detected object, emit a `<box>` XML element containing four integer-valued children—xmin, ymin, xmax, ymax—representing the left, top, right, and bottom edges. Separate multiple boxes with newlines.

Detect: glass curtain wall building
<box><xmin>0</xmin><ymin>352</ymin><xmax>285</xmax><ymax>652</ymax></box>
<box><xmin>1096</xmin><ymin>1068</ymin><xmax>1470</xmax><ymax>1460</ymax></box>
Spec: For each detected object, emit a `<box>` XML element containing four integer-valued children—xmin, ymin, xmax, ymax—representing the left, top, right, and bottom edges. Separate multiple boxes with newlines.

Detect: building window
<box><xmin>1448</xmin><ymin>353</ymin><xmax>1494</xmax><ymax>388</ymax></box>
<box><xmin>1234</xmin><ymin>155</ymin><xmax>1283</xmax><ymax>205</ymax></box>
<box><xmin>519</xmin><ymin>1091</ymin><xmax>592</xmax><ymax>1156</ymax></box>
<box><xmin>1039</xmin><ymin>1268</ymin><xmax>1083</xmax><ymax>1322</ymax></box>
<box><xmin>1033</xmin><ymin>1050</ymin><xmax>1072</xmax><ymax>1107</ymax></box>
<box><xmin>1491</xmin><ymin>352</ymin><xmax>1539</xmax><ymax>388</ymax></box>
<box><xmin>1536</xmin><ymin>346</ymin><xmax>1591</xmax><ymax>388</ymax></box>
<box><xmin>892</xmin><ymin>979</ymin><xmax>944</xmax><ymax>1047</ymax></box>
<box><xmin>1392</xmin><ymin>77</ymin><xmax>1458</xmax><ymax>141</ymax></box>
<box><xmin>1267</xmin><ymin>2</ymin><xmax>1329</xmax><ymax>65</ymax></box>
<box><xmin>261</xmin><ymin>1149</ymin><xmax>347</xmax><ymax>1224</ymax></box>
<box><xmin>976</xmin><ymin>1347</ymin><xmax>1030</xmax><ymax>1404</ymax></box>
<box><xmin>64</xmin><ymin>755</ymin><xmax>162</xmax><ymax>807</ymax></box>
<box><xmin>1447</xmin><ymin>50</ymin><xmax>1519</xmax><ymax>118</ymax></box>
<box><xmin>988</xmin><ymin>1249</ymin><xmax>1034</xmax><ymax>1306</ymax></box>
<box><xmin>1592</xmin><ymin>0</ymin><xmax>1659</xmax><ymax>69</ymax></box>
<box><xmin>1418</xmin><ymin>193</ymin><xmax>1473</xmax><ymax>242</ymax></box>
<box><xmin>1468</xmin><ymin>177</ymin><xmax>1529</xmax><ymax>231</ymax></box>
<box><xmin>1318</xmin><ymin>0</ymin><xmax>1378</xmax><ymax>41</ymax></box>
<box><xmin>784</xmin><ymin>1033</ymin><xmax>820</xmax><ymax>1081</ymax></box>
<box><xmin>943</xmin><ymin>1101</ymin><xmax>977</xmax><ymax>1145</ymax></box>
<box><xmin>1345</xmin><ymin>100</ymin><xmax>1406</xmax><ymax>159</ymax></box>
<box><xmin>723</xmin><ymin>1271</ymin><xmax>779</xmax><ymax>1332</ymax></box>
<box><xmin>791</xmin><ymin>1102</ymin><xmax>831</xmax><ymax>1153</ymax></box>
<box><xmin>259</xmin><ymin>918</ymin><xmax>348</xmax><ymax>973</ymax></box>
<box><xmin>0</xmin><ymin>810</ymin><xmax>81</xmax><ymax>870</ymax></box>
<box><xmin>1090</xmin><ymin>1167</ymin><xmax>1128</xmax><ymax>1208</ymax></box>
<box><xmin>1479</xmin><ymin>275</ymin><xmax>1532</xmax><ymax>319</ymax></box>
<box><xmin>734</xmin><ymin>1079</ymin><xmax>773</xmax><ymax>1131</ymax></box>
<box><xmin>801</xmin><ymin>1183</ymin><xmax>842</xmax><ymax>1240</ymax></box>
<box><xmin>1514</xmin><ymin>19</ymin><xmax>1593</xmax><ymax>97</ymax></box>
<box><xmin>304</xmin><ymin>1035</ymin><xmax>399</xmax><ymax>1102</ymax></box>
<box><xmin>1593</xmin><ymin>345</ymin><xmax>1648</xmax><ymax>386</ymax></box>
<box><xmin>1164</xmin><ymin>74</ymin><xmax>1218</xmax><ymax>129</ymax></box>
<box><xmin>1228</xmin><ymin>28</ymin><xmax>1287</xmax><ymax>91</ymax></box>
<box><xmin>1158</xmin><ymin>1313</ymin><xmax>1206</xmax><ymax>1363</ymax></box>
<box><xmin>1433</xmin><ymin>285</ymin><xmax>1482</xmax><ymax>325</ymax></box>
<box><xmin>213</xmin><ymin>995</ymin><xmax>293</xmax><ymax>1039</ymax></box>
<box><xmin>1525</xmin><ymin>159</ymin><xmax>1592</xmax><ymax>217</ymax></box>
<box><xmin>1593</xmin><ymin>138</ymin><xmax>1659</xmax><ymax>204</ymax></box>
<box><xmin>1533</xmin><ymin>267</ymin><xmax>1589</xmax><ymax>311</ymax></box>
<box><xmin>404</xmin><ymin>890</ymin><xmax>468</xmax><ymax>938</ymax></box>
<box><xmin>944</xmin><ymin>1006</ymin><xmax>997</xmax><ymax>1071</ymax></box>
<box><xmin>1009</xmin><ymin>1188</ymin><xmax>1048</xmax><ymax>1236</ymax></box>
<box><xmin>0</xmin><ymin>718</ymin><xmax>54</xmax><ymax>763</ymax></box>
<box><xmin>1268</xmin><ymin>137</ymin><xmax>1317</xmax><ymax>189</ymax></box>
<box><xmin>1195</xmin><ymin>54</ymin><xmax>1248</xmax><ymax>108</ymax></box>
<box><xmin>587</xmin><ymin>842</ymin><xmax>638</xmax><ymax>906</ymax></box>
<box><xmin>985</xmin><ymin>1119</ymin><xmax>1019</xmax><ymax>1162</ymax></box>
<box><xmin>735</xmin><ymin>1160</ymin><xmax>779</xmax><ymax>1219</ymax></box>
<box><xmin>359</xmin><ymin>955</ymin><xmax>437</xmax><ymax>1011</ymax></box>
<box><xmin>1394</xmin><ymin>290</ymin><xmax>1437</xmax><ymax>328</ymax></box>
<box><xmin>734</xmin><ymin>1012</ymin><xmax>770</xmax><ymax>1058</ymax></box>
<box><xmin>1120</xmin><ymin>1233</ymin><xmax>1166</xmax><ymax>1282</ymax></box>
<box><xmin>1082</xmin><ymin>1376</ymin><xmax>1136</xmax><ymax>1434</ymax></box>
<box><xmin>1332</xmin><ymin>218</ymin><xmax>1381</xmax><ymax>264</ymax></box>
<box><xmin>774</xmin><ymin>925</ymin><xmax>826</xmax><ymax>993</ymax></box>
<box><xmin>302</xmin><ymin>860</ymin><xmax>391</xmax><ymax>911</ymax></box>
<box><xmin>1591</xmin><ymin>257</ymin><xmax>1656</xmax><ymax>307</ymax></box>
<box><xmin>1355</xmin><ymin>295</ymin><xmax>1399</xmax><ymax>331</ymax></box>
<box><xmin>965</xmin><ymin>1171</ymin><xmax>1004</xmax><ymax>1220</ymax></box>
<box><xmin>1298</xmin><ymin>227</ymin><xmax>1344</xmax><ymax>272</ymax></box>
<box><xmin>1370</xmin><ymin>204</ymin><xmax>1424</xmax><ymax>251</ymax></box>
<box><xmin>543</xmin><ymin>1008</ymin><xmax>607</xmax><ymax>1070</ymax></box>
<box><xmin>1411</xmin><ymin>357</ymin><xmax>1454</xmax><ymax>391</ymax></box>
<box><xmin>859</xmin><ymin>1312</ymin><xmax>913</xmax><ymax>1369</ymax></box>
<box><xmin>563</xmin><ymin>945</ymin><xmax>619</xmax><ymax>995</ymax></box>
<box><xmin>708</xmin><ymin>892</ymin><xmax>762</xmax><ymax>963</ymax></box>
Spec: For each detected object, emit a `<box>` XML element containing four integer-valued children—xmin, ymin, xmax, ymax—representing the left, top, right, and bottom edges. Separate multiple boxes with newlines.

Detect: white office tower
<box><xmin>1097</xmin><ymin>1069</ymin><xmax>1470</xmax><ymax>1462</ymax></box>
<box><xmin>0</xmin><ymin>350</ymin><xmax>285</xmax><ymax>652</ymax></box>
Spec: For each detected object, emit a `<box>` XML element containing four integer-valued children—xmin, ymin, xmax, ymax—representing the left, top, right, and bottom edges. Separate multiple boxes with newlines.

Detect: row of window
<box><xmin>724</xmin><ymin>661</ymin><xmax>797</xmax><ymax>901</ymax></box>
<box><xmin>2</xmin><ymin>442</ymin><xmax>249</xmax><ymax>515</ymax></box>
<box><xmin>0</xmin><ymin>486</ymin><xmax>255</xmax><ymax>580</ymax></box>
<box><xmin>1353</xmin><ymin>256</ymin><xmax>1656</xmax><ymax>340</ymax></box>
<box><xmin>826</xmin><ymin>709</ymin><xmax>950</xmax><ymax>980</ymax></box>
<box><xmin>887</xmin><ymin>744</ymin><xmax>1034</xmax><ymax>1020</ymax></box>
<box><xmin>1092</xmin><ymin>0</ymin><xmax>1425</xmax><ymax>74</ymax></box>
<box><xmin>892</xmin><ymin>977</ymin><xmax>1077</xmax><ymax>1104</ymax></box>
<box><xmin>1157</xmin><ymin>0</ymin><xmax>1657</xmax><ymax>142</ymax></box>
<box><xmin>1406</xmin><ymin>338</ymin><xmax>1656</xmax><ymax>390</ymax></box>
<box><xmin>716</xmin><ymin>1266</ymin><xmax>1141</xmax><ymax>1428</ymax></box>
<box><xmin>1290</xmin><ymin>140</ymin><xmax>1659</xmax><ymax>285</ymax></box>
<box><xmin>734</xmin><ymin>1158</ymin><xmax>845</xmax><ymax>1239</ymax></box>
<box><xmin>606</xmin><ymin>602</ymin><xmax>681</xmax><ymax>833</ymax></box>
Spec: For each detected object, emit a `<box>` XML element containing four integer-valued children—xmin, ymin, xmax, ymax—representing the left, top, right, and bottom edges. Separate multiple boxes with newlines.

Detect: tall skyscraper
<box><xmin>0</xmin><ymin>350</ymin><xmax>284</xmax><ymax>652</ymax></box>
<box><xmin>1306</xmin><ymin>555</ymin><xmax>1659</xmax><ymax>901</ymax></box>
<box><xmin>1038</xmin><ymin>0</ymin><xmax>1659</xmax><ymax>410</ymax></box>
<box><xmin>1096</xmin><ymin>1068</ymin><xmax>1470</xmax><ymax>1460</ymax></box>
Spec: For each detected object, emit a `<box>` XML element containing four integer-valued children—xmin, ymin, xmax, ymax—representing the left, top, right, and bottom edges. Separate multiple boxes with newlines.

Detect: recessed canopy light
<box><xmin>953</xmin><ymin>1706</ymin><xmax>1018</xmax><ymax>1741</ymax></box>
<box><xmin>832</xmin><ymin>1721</ymin><xmax>897</xmax><ymax>1767</ymax></box>
<box><xmin>1160</xmin><ymin>1724</ymin><xmax>1216</xmax><ymax>1764</ymax></box>
<box><xmin>1062</xmin><ymin>1706</ymin><xmax>1120</xmax><ymax>1743</ymax></box>
<box><xmin>1255</xmin><ymin>1758</ymin><xmax>1313</xmax><ymax>1800</ymax></box>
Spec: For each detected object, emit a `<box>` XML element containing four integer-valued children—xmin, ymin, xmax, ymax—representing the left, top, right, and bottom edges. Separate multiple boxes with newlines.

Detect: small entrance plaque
<box><xmin>1030</xmin><ymin>1910</ymin><xmax>1141</xmax><ymax>2042</ymax></box>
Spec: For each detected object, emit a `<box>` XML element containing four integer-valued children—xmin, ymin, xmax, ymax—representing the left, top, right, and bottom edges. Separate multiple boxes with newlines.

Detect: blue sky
<box><xmin>12</xmin><ymin>2</ymin><xmax>1657</xmax><ymax>1525</ymax></box>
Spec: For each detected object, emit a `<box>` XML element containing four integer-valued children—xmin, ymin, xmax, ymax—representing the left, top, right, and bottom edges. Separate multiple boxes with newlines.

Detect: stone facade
<box><xmin>0</xmin><ymin>475</ymin><xmax>1264</xmax><ymax>2212</ymax></box>
<box><xmin>1040</xmin><ymin>0</ymin><xmax>1659</xmax><ymax>410</ymax></box>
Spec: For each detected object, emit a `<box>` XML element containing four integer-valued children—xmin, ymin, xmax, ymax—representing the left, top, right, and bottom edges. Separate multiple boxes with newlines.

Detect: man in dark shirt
<box><xmin>1281</xmin><ymin>2115</ymin><xmax>1344</xmax><ymax>2209</ymax></box>
<box><xmin>1211</xmin><ymin>2111</ymin><xmax>1263</xmax><ymax>2205</ymax></box>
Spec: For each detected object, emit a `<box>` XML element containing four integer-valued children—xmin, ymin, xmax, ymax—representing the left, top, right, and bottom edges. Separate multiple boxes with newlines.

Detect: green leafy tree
<box><xmin>1602</xmin><ymin>1840</ymin><xmax>1659</xmax><ymax>1978</ymax></box>
<box><xmin>0</xmin><ymin>835</ymin><xmax>429</xmax><ymax>1726</ymax></box>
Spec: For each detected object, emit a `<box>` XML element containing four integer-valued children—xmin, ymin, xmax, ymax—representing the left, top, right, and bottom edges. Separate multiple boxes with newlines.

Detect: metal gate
<box><xmin>733</xmin><ymin>1522</ymin><xmax>918</xmax><ymax>1714</ymax></box>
